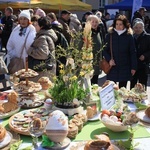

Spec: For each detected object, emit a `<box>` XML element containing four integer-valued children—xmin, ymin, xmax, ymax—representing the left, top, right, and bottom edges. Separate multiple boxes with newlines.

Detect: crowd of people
<box><xmin>0</xmin><ymin>6</ymin><xmax>150</xmax><ymax>91</ymax></box>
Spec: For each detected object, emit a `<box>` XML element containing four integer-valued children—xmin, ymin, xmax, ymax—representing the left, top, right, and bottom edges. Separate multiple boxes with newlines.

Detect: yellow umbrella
<box><xmin>0</xmin><ymin>0</ymin><xmax>92</xmax><ymax>11</ymax></box>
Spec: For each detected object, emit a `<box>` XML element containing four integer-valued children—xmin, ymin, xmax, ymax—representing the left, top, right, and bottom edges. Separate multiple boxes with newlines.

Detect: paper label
<box><xmin>99</xmin><ymin>83</ymin><xmax>115</xmax><ymax>110</ymax></box>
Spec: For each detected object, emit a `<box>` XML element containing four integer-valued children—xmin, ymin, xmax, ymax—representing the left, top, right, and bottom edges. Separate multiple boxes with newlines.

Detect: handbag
<box><xmin>8</xmin><ymin>57</ymin><xmax>24</xmax><ymax>74</ymax></box>
<box><xmin>28</xmin><ymin>55</ymin><xmax>53</xmax><ymax>72</ymax></box>
<box><xmin>8</xmin><ymin>29</ymin><xmax>30</xmax><ymax>74</ymax></box>
<box><xmin>0</xmin><ymin>55</ymin><xmax>8</xmax><ymax>75</ymax></box>
<box><xmin>100</xmin><ymin>34</ymin><xmax>113</xmax><ymax>74</ymax></box>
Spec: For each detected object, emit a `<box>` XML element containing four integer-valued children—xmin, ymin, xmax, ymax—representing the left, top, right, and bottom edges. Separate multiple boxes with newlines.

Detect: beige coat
<box><xmin>27</xmin><ymin>29</ymin><xmax>58</xmax><ymax>81</ymax></box>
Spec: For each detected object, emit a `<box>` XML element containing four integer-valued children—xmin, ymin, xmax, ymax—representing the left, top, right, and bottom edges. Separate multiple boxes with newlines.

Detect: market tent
<box><xmin>0</xmin><ymin>0</ymin><xmax>92</xmax><ymax>11</ymax></box>
<box><xmin>105</xmin><ymin>0</ymin><xmax>150</xmax><ymax>10</ymax></box>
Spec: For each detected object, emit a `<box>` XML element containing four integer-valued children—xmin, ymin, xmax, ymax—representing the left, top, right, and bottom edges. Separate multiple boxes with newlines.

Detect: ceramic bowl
<box><xmin>100</xmin><ymin>115</ymin><xmax>128</xmax><ymax>132</ymax></box>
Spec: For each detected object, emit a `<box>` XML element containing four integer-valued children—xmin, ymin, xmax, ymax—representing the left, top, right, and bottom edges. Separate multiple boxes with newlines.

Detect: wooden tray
<box><xmin>9</xmin><ymin>108</ymin><xmax>49</xmax><ymax>136</ymax></box>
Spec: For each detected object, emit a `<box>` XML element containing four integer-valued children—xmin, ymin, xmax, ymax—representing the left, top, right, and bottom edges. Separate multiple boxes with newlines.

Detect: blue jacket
<box><xmin>103</xmin><ymin>27</ymin><xmax>137</xmax><ymax>82</ymax></box>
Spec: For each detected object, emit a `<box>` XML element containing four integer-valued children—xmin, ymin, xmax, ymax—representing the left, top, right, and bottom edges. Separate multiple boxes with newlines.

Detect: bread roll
<box><xmin>145</xmin><ymin>106</ymin><xmax>150</xmax><ymax>118</ymax></box>
<box><xmin>38</xmin><ymin>77</ymin><xmax>53</xmax><ymax>90</ymax></box>
<box><xmin>0</xmin><ymin>125</ymin><xmax>6</xmax><ymax>142</ymax></box>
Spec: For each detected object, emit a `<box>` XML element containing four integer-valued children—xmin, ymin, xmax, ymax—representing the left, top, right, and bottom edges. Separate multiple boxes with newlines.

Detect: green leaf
<box><xmin>135</xmin><ymin>102</ymin><xmax>148</xmax><ymax>110</ymax></box>
<box><xmin>10</xmin><ymin>140</ymin><xmax>23</xmax><ymax>150</ymax></box>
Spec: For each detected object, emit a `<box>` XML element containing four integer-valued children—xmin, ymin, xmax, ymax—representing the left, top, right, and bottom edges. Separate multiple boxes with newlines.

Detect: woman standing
<box><xmin>103</xmin><ymin>15</ymin><xmax>137</xmax><ymax>88</ymax></box>
<box><xmin>27</xmin><ymin>17</ymin><xmax>58</xmax><ymax>81</ymax></box>
<box><xmin>131</xmin><ymin>21</ymin><xmax>150</xmax><ymax>90</ymax></box>
<box><xmin>86</xmin><ymin>15</ymin><xmax>105</xmax><ymax>84</ymax></box>
<box><xmin>7</xmin><ymin>10</ymin><xmax>36</xmax><ymax>67</ymax></box>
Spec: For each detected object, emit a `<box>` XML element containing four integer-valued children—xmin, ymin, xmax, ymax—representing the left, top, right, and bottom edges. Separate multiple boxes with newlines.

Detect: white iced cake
<box><xmin>46</xmin><ymin>110</ymin><xmax>68</xmax><ymax>130</ymax></box>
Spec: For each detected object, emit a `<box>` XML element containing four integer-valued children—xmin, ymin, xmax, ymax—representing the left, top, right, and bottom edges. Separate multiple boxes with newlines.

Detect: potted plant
<box><xmin>49</xmin><ymin>23</ymin><xmax>94</xmax><ymax>109</ymax></box>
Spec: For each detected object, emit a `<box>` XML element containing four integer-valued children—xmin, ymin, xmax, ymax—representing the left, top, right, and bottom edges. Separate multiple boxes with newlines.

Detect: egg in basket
<box><xmin>100</xmin><ymin>110</ymin><xmax>139</xmax><ymax>132</ymax></box>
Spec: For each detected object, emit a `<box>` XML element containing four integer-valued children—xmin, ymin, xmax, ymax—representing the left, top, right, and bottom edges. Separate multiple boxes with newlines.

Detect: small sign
<box><xmin>99</xmin><ymin>83</ymin><xmax>115</xmax><ymax>110</ymax></box>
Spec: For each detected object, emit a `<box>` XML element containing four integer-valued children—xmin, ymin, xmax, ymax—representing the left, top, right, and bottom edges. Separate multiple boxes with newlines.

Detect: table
<box><xmin>1</xmin><ymin>102</ymin><xmax>150</xmax><ymax>150</ymax></box>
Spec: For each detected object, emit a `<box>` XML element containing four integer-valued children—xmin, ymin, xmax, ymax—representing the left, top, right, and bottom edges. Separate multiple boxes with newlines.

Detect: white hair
<box><xmin>133</xmin><ymin>21</ymin><xmax>144</xmax><ymax>29</ymax></box>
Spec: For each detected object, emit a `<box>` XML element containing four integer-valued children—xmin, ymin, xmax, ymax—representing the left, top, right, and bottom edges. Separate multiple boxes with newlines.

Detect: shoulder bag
<box><xmin>8</xmin><ymin>30</ymin><xmax>30</xmax><ymax>74</ymax></box>
<box><xmin>100</xmin><ymin>34</ymin><xmax>113</xmax><ymax>74</ymax></box>
<box><xmin>0</xmin><ymin>54</ymin><xmax>8</xmax><ymax>75</ymax></box>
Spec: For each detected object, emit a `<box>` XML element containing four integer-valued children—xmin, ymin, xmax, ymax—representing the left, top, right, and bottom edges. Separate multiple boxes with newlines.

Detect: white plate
<box><xmin>0</xmin><ymin>107</ymin><xmax>20</xmax><ymax>119</ymax></box>
<box><xmin>88</xmin><ymin>111</ymin><xmax>100</xmax><ymax>121</ymax></box>
<box><xmin>0</xmin><ymin>131</ymin><xmax>12</xmax><ymax>148</ymax></box>
<box><xmin>136</xmin><ymin>110</ymin><xmax>150</xmax><ymax>124</ymax></box>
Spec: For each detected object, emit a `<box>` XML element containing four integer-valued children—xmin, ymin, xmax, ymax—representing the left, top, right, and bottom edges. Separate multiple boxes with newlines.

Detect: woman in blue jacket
<box><xmin>103</xmin><ymin>15</ymin><xmax>137</xmax><ymax>88</ymax></box>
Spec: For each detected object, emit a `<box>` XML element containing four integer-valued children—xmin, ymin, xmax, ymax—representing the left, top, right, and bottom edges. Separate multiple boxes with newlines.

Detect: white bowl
<box><xmin>100</xmin><ymin>115</ymin><xmax>128</xmax><ymax>132</ymax></box>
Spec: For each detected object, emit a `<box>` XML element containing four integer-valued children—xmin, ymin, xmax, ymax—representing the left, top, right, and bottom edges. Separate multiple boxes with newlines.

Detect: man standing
<box><xmin>1</xmin><ymin>7</ymin><xmax>14</xmax><ymax>52</ymax></box>
<box><xmin>58</xmin><ymin>10</ymin><xmax>71</xmax><ymax>44</ymax></box>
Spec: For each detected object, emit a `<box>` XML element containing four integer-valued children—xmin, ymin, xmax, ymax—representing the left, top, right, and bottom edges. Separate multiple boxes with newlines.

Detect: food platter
<box><xmin>9</xmin><ymin>108</ymin><xmax>50</xmax><ymax>135</ymax></box>
<box><xmin>14</xmin><ymin>69</ymin><xmax>39</xmax><ymax>78</ymax></box>
<box><xmin>18</xmin><ymin>93</ymin><xmax>45</xmax><ymax>109</ymax></box>
<box><xmin>136</xmin><ymin>110</ymin><xmax>150</xmax><ymax>124</ymax></box>
<box><xmin>0</xmin><ymin>131</ymin><xmax>12</xmax><ymax>149</ymax></box>
<box><xmin>0</xmin><ymin>107</ymin><xmax>20</xmax><ymax>119</ymax></box>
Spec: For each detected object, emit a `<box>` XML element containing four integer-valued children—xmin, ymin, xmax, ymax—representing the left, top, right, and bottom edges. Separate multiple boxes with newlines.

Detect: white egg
<box><xmin>110</xmin><ymin>116</ymin><xmax>118</xmax><ymax>122</ymax></box>
<box><xmin>107</xmin><ymin>119</ymin><xmax>115</xmax><ymax>124</ymax></box>
<box><xmin>115</xmin><ymin>121</ymin><xmax>123</xmax><ymax>126</ymax></box>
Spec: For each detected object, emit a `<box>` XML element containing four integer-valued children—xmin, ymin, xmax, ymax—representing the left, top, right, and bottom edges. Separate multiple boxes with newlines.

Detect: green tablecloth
<box><xmin>2</xmin><ymin>117</ymin><xmax>150</xmax><ymax>143</ymax></box>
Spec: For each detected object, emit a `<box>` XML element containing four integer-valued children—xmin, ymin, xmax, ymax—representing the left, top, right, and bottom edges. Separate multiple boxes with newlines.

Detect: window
<box><xmin>99</xmin><ymin>0</ymin><xmax>105</xmax><ymax>7</ymax></box>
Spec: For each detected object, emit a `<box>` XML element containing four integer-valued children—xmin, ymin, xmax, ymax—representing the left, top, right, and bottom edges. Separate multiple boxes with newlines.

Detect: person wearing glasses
<box><xmin>7</xmin><ymin>10</ymin><xmax>36</xmax><ymax>66</ymax></box>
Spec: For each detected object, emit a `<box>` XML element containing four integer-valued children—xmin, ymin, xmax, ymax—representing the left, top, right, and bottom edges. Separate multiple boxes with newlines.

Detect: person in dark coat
<box><xmin>82</xmin><ymin>15</ymin><xmax>104</xmax><ymax>84</ymax></box>
<box><xmin>58</xmin><ymin>10</ymin><xmax>71</xmax><ymax>44</ymax></box>
<box><xmin>131</xmin><ymin>21</ymin><xmax>150</xmax><ymax>90</ymax></box>
<box><xmin>103</xmin><ymin>15</ymin><xmax>137</xmax><ymax>88</ymax></box>
<box><xmin>1</xmin><ymin>7</ymin><xmax>14</xmax><ymax>52</ymax></box>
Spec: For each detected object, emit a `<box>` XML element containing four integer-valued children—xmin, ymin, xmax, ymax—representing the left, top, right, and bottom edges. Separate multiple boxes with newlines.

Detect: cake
<box><xmin>38</xmin><ymin>77</ymin><xmax>53</xmax><ymax>90</ymax></box>
<box><xmin>45</xmin><ymin>110</ymin><xmax>68</xmax><ymax>142</ymax></box>
<box><xmin>84</xmin><ymin>133</ymin><xmax>114</xmax><ymax>150</ymax></box>
<box><xmin>145</xmin><ymin>106</ymin><xmax>150</xmax><ymax>118</ymax></box>
<box><xmin>67</xmin><ymin>123</ymin><xmax>78</xmax><ymax>139</ymax></box>
<box><xmin>0</xmin><ymin>125</ymin><xmax>6</xmax><ymax>142</ymax></box>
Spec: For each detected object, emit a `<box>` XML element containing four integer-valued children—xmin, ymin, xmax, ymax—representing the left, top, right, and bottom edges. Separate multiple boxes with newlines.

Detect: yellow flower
<box><xmin>80</xmin><ymin>71</ymin><xmax>85</xmax><ymax>76</ymax></box>
<box><xmin>60</xmin><ymin>69</ymin><xmax>65</xmax><ymax>75</ymax></box>
<box><xmin>52</xmin><ymin>76</ymin><xmax>57</xmax><ymax>81</ymax></box>
<box><xmin>59</xmin><ymin>64</ymin><xmax>64</xmax><ymax>69</ymax></box>
<box><xmin>69</xmin><ymin>76</ymin><xmax>77</xmax><ymax>81</ymax></box>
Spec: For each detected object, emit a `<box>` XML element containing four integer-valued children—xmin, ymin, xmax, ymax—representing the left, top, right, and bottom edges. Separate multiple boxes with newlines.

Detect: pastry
<box><xmin>73</xmin><ymin>114</ymin><xmax>87</xmax><ymax>124</ymax></box>
<box><xmin>84</xmin><ymin>133</ymin><xmax>114</xmax><ymax>150</ymax></box>
<box><xmin>38</xmin><ymin>77</ymin><xmax>53</xmax><ymax>90</ymax></box>
<box><xmin>14</xmin><ymin>81</ymin><xmax>42</xmax><ymax>93</ymax></box>
<box><xmin>45</xmin><ymin>110</ymin><xmax>68</xmax><ymax>142</ymax></box>
<box><xmin>0</xmin><ymin>125</ymin><xmax>6</xmax><ymax>142</ymax></box>
<box><xmin>0</xmin><ymin>91</ymin><xmax>18</xmax><ymax>113</ymax></box>
<box><xmin>18</xmin><ymin>93</ymin><xmax>43</xmax><ymax>108</ymax></box>
<box><xmin>69</xmin><ymin>118</ymin><xmax>83</xmax><ymax>131</ymax></box>
<box><xmin>145</xmin><ymin>106</ymin><xmax>150</xmax><ymax>118</ymax></box>
<box><xmin>67</xmin><ymin>123</ymin><xmax>78</xmax><ymax>139</ymax></box>
<box><xmin>33</xmin><ymin>118</ymin><xmax>42</xmax><ymax>128</ymax></box>
<box><xmin>14</xmin><ymin>69</ymin><xmax>39</xmax><ymax>78</ymax></box>
<box><xmin>84</xmin><ymin>139</ymin><xmax>114</xmax><ymax>150</ymax></box>
<box><xmin>86</xmin><ymin>106</ymin><xmax>97</xmax><ymax>119</ymax></box>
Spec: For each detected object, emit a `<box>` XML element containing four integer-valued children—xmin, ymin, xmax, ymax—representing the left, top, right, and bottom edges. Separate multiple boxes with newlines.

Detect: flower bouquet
<box><xmin>49</xmin><ymin>23</ymin><xmax>94</xmax><ymax>109</ymax></box>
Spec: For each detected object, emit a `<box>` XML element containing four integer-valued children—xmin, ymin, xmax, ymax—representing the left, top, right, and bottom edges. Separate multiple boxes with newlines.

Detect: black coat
<box><xmin>103</xmin><ymin>28</ymin><xmax>137</xmax><ymax>82</ymax></box>
<box><xmin>134</xmin><ymin>31</ymin><xmax>150</xmax><ymax>69</ymax></box>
